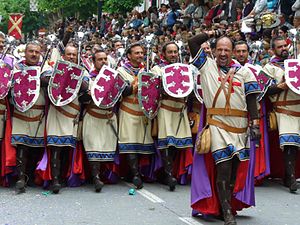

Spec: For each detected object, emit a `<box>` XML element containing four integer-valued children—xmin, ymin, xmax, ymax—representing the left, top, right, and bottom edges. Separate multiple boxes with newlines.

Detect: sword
<box><xmin>34</xmin><ymin>111</ymin><xmax>45</xmax><ymax>138</ymax></box>
<box><xmin>142</xmin><ymin>117</ymin><xmax>148</xmax><ymax>144</ymax></box>
<box><xmin>175</xmin><ymin>99</ymin><xmax>187</xmax><ymax>136</ymax></box>
<box><xmin>107</xmin><ymin>116</ymin><xmax>119</xmax><ymax>141</ymax></box>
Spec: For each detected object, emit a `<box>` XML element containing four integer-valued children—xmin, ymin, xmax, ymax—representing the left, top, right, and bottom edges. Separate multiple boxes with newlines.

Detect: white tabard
<box><xmin>260</xmin><ymin>62</ymin><xmax>300</xmax><ymax>149</ymax></box>
<box><xmin>151</xmin><ymin>64</ymin><xmax>193</xmax><ymax>150</ymax></box>
<box><xmin>192</xmin><ymin>49</ymin><xmax>261</xmax><ymax>164</ymax></box>
<box><xmin>117</xmin><ymin>66</ymin><xmax>155</xmax><ymax>154</ymax></box>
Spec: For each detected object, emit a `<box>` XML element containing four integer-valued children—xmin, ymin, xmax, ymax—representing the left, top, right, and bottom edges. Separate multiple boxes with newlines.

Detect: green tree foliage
<box><xmin>0</xmin><ymin>0</ymin><xmax>47</xmax><ymax>35</ymax></box>
<box><xmin>0</xmin><ymin>0</ymin><xmax>144</xmax><ymax>34</ymax></box>
<box><xmin>103</xmin><ymin>0</ymin><xmax>143</xmax><ymax>14</ymax></box>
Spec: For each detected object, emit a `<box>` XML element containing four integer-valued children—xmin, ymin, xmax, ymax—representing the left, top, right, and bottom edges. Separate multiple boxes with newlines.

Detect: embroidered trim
<box><xmin>157</xmin><ymin>136</ymin><xmax>193</xmax><ymax>149</ymax></box>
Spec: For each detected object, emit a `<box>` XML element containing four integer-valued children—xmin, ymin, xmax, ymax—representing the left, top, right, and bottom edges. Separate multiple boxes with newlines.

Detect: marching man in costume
<box><xmin>234</xmin><ymin>40</ymin><xmax>271</xmax><ymax>183</ymax></box>
<box><xmin>117</xmin><ymin>43</ymin><xmax>156</xmax><ymax>189</ymax></box>
<box><xmin>259</xmin><ymin>36</ymin><xmax>300</xmax><ymax>193</ymax></box>
<box><xmin>46</xmin><ymin>43</ymin><xmax>89</xmax><ymax>194</ymax></box>
<box><xmin>81</xmin><ymin>50</ymin><xmax>120</xmax><ymax>192</ymax></box>
<box><xmin>188</xmin><ymin>34</ymin><xmax>261</xmax><ymax>225</ymax></box>
<box><xmin>11</xmin><ymin>41</ymin><xmax>52</xmax><ymax>193</ymax></box>
<box><xmin>151</xmin><ymin>42</ymin><xmax>193</xmax><ymax>191</ymax></box>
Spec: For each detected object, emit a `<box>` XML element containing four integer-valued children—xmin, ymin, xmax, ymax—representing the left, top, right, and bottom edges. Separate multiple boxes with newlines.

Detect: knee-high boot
<box><xmin>216</xmin><ymin>180</ymin><xmax>237</xmax><ymax>225</ymax></box>
<box><xmin>51</xmin><ymin>148</ymin><xmax>62</xmax><ymax>194</ymax></box>
<box><xmin>16</xmin><ymin>146</ymin><xmax>28</xmax><ymax>193</ymax></box>
<box><xmin>127</xmin><ymin>153</ymin><xmax>143</xmax><ymax>189</ymax></box>
<box><xmin>90</xmin><ymin>161</ymin><xmax>104</xmax><ymax>192</ymax></box>
<box><xmin>284</xmin><ymin>146</ymin><xmax>298</xmax><ymax>193</ymax></box>
<box><xmin>160</xmin><ymin>148</ymin><xmax>177</xmax><ymax>191</ymax></box>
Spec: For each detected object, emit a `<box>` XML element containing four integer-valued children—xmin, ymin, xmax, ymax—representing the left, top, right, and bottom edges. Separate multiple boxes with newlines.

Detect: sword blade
<box><xmin>107</xmin><ymin>119</ymin><xmax>119</xmax><ymax>141</ymax></box>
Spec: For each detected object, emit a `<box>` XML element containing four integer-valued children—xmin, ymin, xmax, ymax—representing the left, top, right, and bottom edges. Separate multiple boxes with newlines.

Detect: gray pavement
<box><xmin>0</xmin><ymin>179</ymin><xmax>299</xmax><ymax>225</ymax></box>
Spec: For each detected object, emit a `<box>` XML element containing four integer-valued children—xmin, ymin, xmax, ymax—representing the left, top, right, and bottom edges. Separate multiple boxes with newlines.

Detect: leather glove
<box><xmin>250</xmin><ymin>124</ymin><xmax>261</xmax><ymax>141</ymax></box>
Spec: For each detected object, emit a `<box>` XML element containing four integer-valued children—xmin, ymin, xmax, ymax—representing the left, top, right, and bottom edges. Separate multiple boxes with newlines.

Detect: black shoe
<box><xmin>16</xmin><ymin>179</ymin><xmax>26</xmax><ymax>194</ymax></box>
<box><xmin>94</xmin><ymin>177</ymin><xmax>104</xmax><ymax>193</ymax></box>
<box><xmin>132</xmin><ymin>175</ymin><xmax>143</xmax><ymax>189</ymax></box>
<box><xmin>52</xmin><ymin>179</ymin><xmax>61</xmax><ymax>194</ymax></box>
<box><xmin>289</xmin><ymin>176</ymin><xmax>298</xmax><ymax>193</ymax></box>
<box><xmin>166</xmin><ymin>176</ymin><xmax>177</xmax><ymax>191</ymax></box>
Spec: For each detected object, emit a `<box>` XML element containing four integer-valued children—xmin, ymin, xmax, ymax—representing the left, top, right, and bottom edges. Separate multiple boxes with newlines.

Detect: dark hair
<box><xmin>92</xmin><ymin>49</ymin><xmax>106</xmax><ymax>62</ymax></box>
<box><xmin>162</xmin><ymin>41</ymin><xmax>179</xmax><ymax>54</ymax></box>
<box><xmin>234</xmin><ymin>40</ymin><xmax>249</xmax><ymax>52</ymax></box>
<box><xmin>125</xmin><ymin>42</ymin><xmax>143</xmax><ymax>55</ymax></box>
<box><xmin>215</xmin><ymin>36</ymin><xmax>234</xmax><ymax>50</ymax></box>
<box><xmin>271</xmin><ymin>36</ymin><xmax>285</xmax><ymax>49</ymax></box>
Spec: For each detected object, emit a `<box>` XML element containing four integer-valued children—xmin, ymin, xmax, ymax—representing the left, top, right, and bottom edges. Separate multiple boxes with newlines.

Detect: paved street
<box><xmin>0</xmin><ymin>179</ymin><xmax>299</xmax><ymax>225</ymax></box>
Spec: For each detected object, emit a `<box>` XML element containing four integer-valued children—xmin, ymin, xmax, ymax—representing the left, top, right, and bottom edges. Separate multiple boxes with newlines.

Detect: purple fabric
<box><xmin>235</xmin><ymin>140</ymin><xmax>256</xmax><ymax>206</ymax></box>
<box><xmin>140</xmin><ymin>155</ymin><xmax>156</xmax><ymax>181</ymax></box>
<box><xmin>191</xmin><ymin>104</ymin><xmax>256</xmax><ymax>215</ymax></box>
<box><xmin>103</xmin><ymin>170</ymin><xmax>119</xmax><ymax>184</ymax></box>
<box><xmin>0</xmin><ymin>54</ymin><xmax>14</xmax><ymax>69</ymax></box>
<box><xmin>67</xmin><ymin>147</ymin><xmax>84</xmax><ymax>187</ymax></box>
<box><xmin>36</xmin><ymin>149</ymin><xmax>48</xmax><ymax>171</ymax></box>
<box><xmin>191</xmin><ymin>104</ymin><xmax>212</xmax><ymax>208</ymax></box>
<box><xmin>255</xmin><ymin>100</ymin><xmax>271</xmax><ymax>180</ymax></box>
<box><xmin>262</xmin><ymin>101</ymin><xmax>271</xmax><ymax>176</ymax></box>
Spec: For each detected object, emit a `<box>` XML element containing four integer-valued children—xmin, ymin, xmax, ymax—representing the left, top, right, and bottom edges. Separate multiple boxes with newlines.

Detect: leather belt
<box><xmin>55</xmin><ymin>102</ymin><xmax>80</xmax><ymax>119</ymax></box>
<box><xmin>273</xmin><ymin>100</ymin><xmax>300</xmax><ymax>106</ymax></box>
<box><xmin>31</xmin><ymin>104</ymin><xmax>45</xmax><ymax>110</ymax></box>
<box><xmin>207</xmin><ymin>108</ymin><xmax>248</xmax><ymax>117</ymax></box>
<box><xmin>207</xmin><ymin>117</ymin><xmax>247</xmax><ymax>133</ymax></box>
<box><xmin>55</xmin><ymin>107</ymin><xmax>77</xmax><ymax>119</ymax></box>
<box><xmin>14</xmin><ymin>112</ymin><xmax>43</xmax><ymax>122</ymax></box>
<box><xmin>123</xmin><ymin>97</ymin><xmax>139</xmax><ymax>104</ymax></box>
<box><xmin>86</xmin><ymin>105</ymin><xmax>113</xmax><ymax>119</ymax></box>
<box><xmin>160</xmin><ymin>103</ymin><xmax>182</xmax><ymax>112</ymax></box>
<box><xmin>275</xmin><ymin>107</ymin><xmax>300</xmax><ymax>117</ymax></box>
<box><xmin>120</xmin><ymin>104</ymin><xmax>144</xmax><ymax>116</ymax></box>
<box><xmin>162</xmin><ymin>96</ymin><xmax>185</xmax><ymax>103</ymax></box>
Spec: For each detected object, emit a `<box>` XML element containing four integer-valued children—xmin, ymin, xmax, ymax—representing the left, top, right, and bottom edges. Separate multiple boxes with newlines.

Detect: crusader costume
<box><xmin>259</xmin><ymin>37</ymin><xmax>300</xmax><ymax>193</ymax></box>
<box><xmin>151</xmin><ymin>52</ymin><xmax>193</xmax><ymax>191</ymax></box>
<box><xmin>11</xmin><ymin>42</ymin><xmax>52</xmax><ymax>193</ymax></box>
<box><xmin>188</xmin><ymin>34</ymin><xmax>261</xmax><ymax>225</ymax></box>
<box><xmin>117</xmin><ymin>44</ymin><xmax>156</xmax><ymax>189</ymax></box>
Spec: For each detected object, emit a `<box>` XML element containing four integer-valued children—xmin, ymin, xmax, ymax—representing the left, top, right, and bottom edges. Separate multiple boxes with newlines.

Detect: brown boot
<box><xmin>216</xmin><ymin>181</ymin><xmax>237</xmax><ymax>225</ymax></box>
<box><xmin>161</xmin><ymin>148</ymin><xmax>177</xmax><ymax>191</ymax></box>
<box><xmin>15</xmin><ymin>146</ymin><xmax>28</xmax><ymax>193</ymax></box>
<box><xmin>127</xmin><ymin>154</ymin><xmax>143</xmax><ymax>189</ymax></box>
<box><xmin>284</xmin><ymin>146</ymin><xmax>298</xmax><ymax>193</ymax></box>
<box><xmin>51</xmin><ymin>148</ymin><xmax>62</xmax><ymax>194</ymax></box>
<box><xmin>90</xmin><ymin>161</ymin><xmax>104</xmax><ymax>192</ymax></box>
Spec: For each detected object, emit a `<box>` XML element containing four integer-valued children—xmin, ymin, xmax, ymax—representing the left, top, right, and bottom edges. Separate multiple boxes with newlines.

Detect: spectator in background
<box><xmin>192</xmin><ymin>0</ymin><xmax>207</xmax><ymax>28</ymax></box>
<box><xmin>242</xmin><ymin>0</ymin><xmax>254</xmax><ymax>18</ymax></box>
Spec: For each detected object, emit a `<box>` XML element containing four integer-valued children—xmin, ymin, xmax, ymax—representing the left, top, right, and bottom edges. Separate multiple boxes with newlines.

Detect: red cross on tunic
<box><xmin>218</xmin><ymin>77</ymin><xmax>242</xmax><ymax>93</ymax></box>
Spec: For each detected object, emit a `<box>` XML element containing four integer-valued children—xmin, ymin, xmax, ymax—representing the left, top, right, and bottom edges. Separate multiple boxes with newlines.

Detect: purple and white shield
<box><xmin>12</xmin><ymin>66</ymin><xmax>40</xmax><ymax>112</ymax></box>
<box><xmin>246</xmin><ymin>63</ymin><xmax>263</xmax><ymax>89</ymax></box>
<box><xmin>193</xmin><ymin>73</ymin><xmax>203</xmax><ymax>103</ymax></box>
<box><xmin>162</xmin><ymin>63</ymin><xmax>193</xmax><ymax>98</ymax></box>
<box><xmin>48</xmin><ymin>60</ymin><xmax>84</xmax><ymax>106</ymax></box>
<box><xmin>0</xmin><ymin>60</ymin><xmax>13</xmax><ymax>99</ymax></box>
<box><xmin>91</xmin><ymin>65</ymin><xmax>127</xmax><ymax>109</ymax></box>
<box><xmin>284</xmin><ymin>59</ymin><xmax>300</xmax><ymax>95</ymax></box>
<box><xmin>138</xmin><ymin>72</ymin><xmax>161</xmax><ymax>119</ymax></box>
